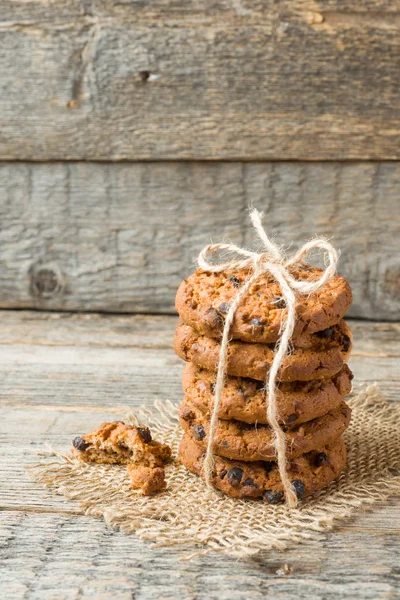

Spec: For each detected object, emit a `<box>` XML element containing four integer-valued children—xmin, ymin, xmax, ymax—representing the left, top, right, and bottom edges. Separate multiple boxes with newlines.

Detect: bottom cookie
<box><xmin>178</xmin><ymin>433</ymin><xmax>346</xmax><ymax>502</ymax></box>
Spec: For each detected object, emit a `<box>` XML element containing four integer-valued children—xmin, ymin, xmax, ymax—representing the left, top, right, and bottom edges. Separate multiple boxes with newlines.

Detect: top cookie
<box><xmin>176</xmin><ymin>265</ymin><xmax>352</xmax><ymax>343</ymax></box>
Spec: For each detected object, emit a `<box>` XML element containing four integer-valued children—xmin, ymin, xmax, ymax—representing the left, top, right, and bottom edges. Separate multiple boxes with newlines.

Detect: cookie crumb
<box><xmin>127</xmin><ymin>465</ymin><xmax>167</xmax><ymax>496</ymax></box>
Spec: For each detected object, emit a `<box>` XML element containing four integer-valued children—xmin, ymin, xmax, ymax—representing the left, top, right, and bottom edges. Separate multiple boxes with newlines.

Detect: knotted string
<box><xmin>198</xmin><ymin>209</ymin><xmax>339</xmax><ymax>507</ymax></box>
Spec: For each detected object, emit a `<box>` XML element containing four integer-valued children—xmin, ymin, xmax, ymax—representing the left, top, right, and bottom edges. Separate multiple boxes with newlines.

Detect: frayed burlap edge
<box><xmin>28</xmin><ymin>384</ymin><xmax>400</xmax><ymax>560</ymax></box>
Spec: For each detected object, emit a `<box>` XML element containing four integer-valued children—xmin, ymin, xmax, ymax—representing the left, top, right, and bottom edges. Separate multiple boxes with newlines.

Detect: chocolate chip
<box><xmin>211</xmin><ymin>382</ymin><xmax>216</xmax><ymax>394</ymax></box>
<box><xmin>237</xmin><ymin>421</ymin><xmax>253</xmax><ymax>431</ymax></box>
<box><xmin>243</xmin><ymin>477</ymin><xmax>258</xmax><ymax>488</ymax></box>
<box><xmin>181</xmin><ymin>408</ymin><xmax>195</xmax><ymax>422</ymax></box>
<box><xmin>315</xmin><ymin>327</ymin><xmax>334</xmax><ymax>338</ymax></box>
<box><xmin>136</xmin><ymin>427</ymin><xmax>152</xmax><ymax>444</ymax></box>
<box><xmin>292</xmin><ymin>479</ymin><xmax>305</xmax><ymax>500</ymax></box>
<box><xmin>228</xmin><ymin>275</ymin><xmax>241</xmax><ymax>288</ymax></box>
<box><xmin>227</xmin><ymin>467</ymin><xmax>243</xmax><ymax>486</ymax></box>
<box><xmin>342</xmin><ymin>334</ymin><xmax>351</xmax><ymax>352</ymax></box>
<box><xmin>222</xmin><ymin>440</ymin><xmax>229</xmax><ymax>447</ymax></box>
<box><xmin>219</xmin><ymin>469</ymin><xmax>227</xmax><ymax>479</ymax></box>
<box><xmin>203</xmin><ymin>306</ymin><xmax>224</xmax><ymax>328</ymax></box>
<box><xmin>315</xmin><ymin>452</ymin><xmax>329</xmax><ymax>467</ymax></box>
<box><xmin>285</xmin><ymin>413</ymin><xmax>298</xmax><ymax>424</ymax></box>
<box><xmin>271</xmin><ymin>296</ymin><xmax>286</xmax><ymax>309</ymax></box>
<box><xmin>263</xmin><ymin>489</ymin><xmax>284</xmax><ymax>504</ymax></box>
<box><xmin>237</xmin><ymin>386</ymin><xmax>248</xmax><ymax>401</ymax></box>
<box><xmin>72</xmin><ymin>436</ymin><xmax>90</xmax><ymax>451</ymax></box>
<box><xmin>218</xmin><ymin>302</ymin><xmax>230</xmax><ymax>314</ymax></box>
<box><xmin>250</xmin><ymin>317</ymin><xmax>263</xmax><ymax>328</ymax></box>
<box><xmin>193</xmin><ymin>425</ymin><xmax>206</xmax><ymax>441</ymax></box>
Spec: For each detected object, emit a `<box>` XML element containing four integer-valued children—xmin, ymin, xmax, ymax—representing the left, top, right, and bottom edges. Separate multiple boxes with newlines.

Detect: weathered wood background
<box><xmin>0</xmin><ymin>0</ymin><xmax>399</xmax><ymax>318</ymax></box>
<box><xmin>1</xmin><ymin>0</ymin><xmax>400</xmax><ymax>160</ymax></box>
<box><xmin>0</xmin><ymin>162</ymin><xmax>399</xmax><ymax>319</ymax></box>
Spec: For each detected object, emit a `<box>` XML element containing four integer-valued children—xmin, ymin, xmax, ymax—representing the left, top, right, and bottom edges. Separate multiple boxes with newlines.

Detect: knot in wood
<box><xmin>29</xmin><ymin>262</ymin><xmax>64</xmax><ymax>299</ymax></box>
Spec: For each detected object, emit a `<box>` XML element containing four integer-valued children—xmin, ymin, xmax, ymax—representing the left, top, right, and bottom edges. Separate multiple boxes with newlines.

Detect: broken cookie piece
<box><xmin>127</xmin><ymin>465</ymin><xmax>167</xmax><ymax>496</ymax></box>
<box><xmin>72</xmin><ymin>421</ymin><xmax>171</xmax><ymax>483</ymax></box>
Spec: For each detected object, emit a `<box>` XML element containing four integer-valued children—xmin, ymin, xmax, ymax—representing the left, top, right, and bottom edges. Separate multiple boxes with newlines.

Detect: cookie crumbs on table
<box><xmin>72</xmin><ymin>421</ymin><xmax>171</xmax><ymax>496</ymax></box>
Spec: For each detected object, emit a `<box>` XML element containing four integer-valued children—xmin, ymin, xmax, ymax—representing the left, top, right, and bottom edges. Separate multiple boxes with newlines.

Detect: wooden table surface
<box><xmin>0</xmin><ymin>310</ymin><xmax>399</xmax><ymax>599</ymax></box>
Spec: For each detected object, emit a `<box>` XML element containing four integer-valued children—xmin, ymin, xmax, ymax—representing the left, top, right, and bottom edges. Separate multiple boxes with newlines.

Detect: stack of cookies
<box><xmin>174</xmin><ymin>265</ymin><xmax>354</xmax><ymax>503</ymax></box>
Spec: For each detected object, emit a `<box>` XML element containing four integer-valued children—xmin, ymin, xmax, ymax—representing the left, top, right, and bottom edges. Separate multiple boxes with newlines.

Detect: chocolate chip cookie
<box><xmin>179</xmin><ymin>432</ymin><xmax>347</xmax><ymax>501</ymax></box>
<box><xmin>176</xmin><ymin>266</ymin><xmax>352</xmax><ymax>344</ymax></box>
<box><xmin>174</xmin><ymin>321</ymin><xmax>352</xmax><ymax>382</ymax></box>
<box><xmin>183</xmin><ymin>363</ymin><xmax>353</xmax><ymax>427</ymax></box>
<box><xmin>180</xmin><ymin>398</ymin><xmax>351</xmax><ymax>462</ymax></box>
<box><xmin>72</xmin><ymin>421</ymin><xmax>171</xmax><ymax>467</ymax></box>
<box><xmin>72</xmin><ymin>422</ymin><xmax>172</xmax><ymax>496</ymax></box>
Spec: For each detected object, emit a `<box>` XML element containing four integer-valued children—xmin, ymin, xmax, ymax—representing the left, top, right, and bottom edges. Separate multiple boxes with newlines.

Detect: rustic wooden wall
<box><xmin>1</xmin><ymin>0</ymin><xmax>400</xmax><ymax>160</ymax></box>
<box><xmin>0</xmin><ymin>1</ymin><xmax>399</xmax><ymax>318</ymax></box>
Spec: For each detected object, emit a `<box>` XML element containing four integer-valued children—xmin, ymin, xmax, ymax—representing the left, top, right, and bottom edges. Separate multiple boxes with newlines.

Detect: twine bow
<box><xmin>198</xmin><ymin>208</ymin><xmax>339</xmax><ymax>507</ymax></box>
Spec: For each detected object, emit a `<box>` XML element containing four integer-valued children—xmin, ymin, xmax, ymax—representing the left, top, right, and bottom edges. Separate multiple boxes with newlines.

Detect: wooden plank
<box><xmin>0</xmin><ymin>311</ymin><xmax>174</xmax><ymax>348</ymax></box>
<box><xmin>1</xmin><ymin>511</ymin><xmax>399</xmax><ymax>600</ymax></box>
<box><xmin>0</xmin><ymin>162</ymin><xmax>399</xmax><ymax>319</ymax></box>
<box><xmin>1</xmin><ymin>1</ymin><xmax>400</xmax><ymax>159</ymax></box>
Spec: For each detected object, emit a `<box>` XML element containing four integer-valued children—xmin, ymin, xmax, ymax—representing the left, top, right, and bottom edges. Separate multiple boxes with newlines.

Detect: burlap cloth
<box><xmin>29</xmin><ymin>384</ymin><xmax>400</xmax><ymax>559</ymax></box>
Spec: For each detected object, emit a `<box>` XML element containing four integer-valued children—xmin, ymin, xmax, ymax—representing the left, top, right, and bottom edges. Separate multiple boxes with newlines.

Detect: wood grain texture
<box><xmin>1</xmin><ymin>510</ymin><xmax>399</xmax><ymax>600</ymax></box>
<box><xmin>0</xmin><ymin>311</ymin><xmax>399</xmax><ymax>599</ymax></box>
<box><xmin>1</xmin><ymin>0</ymin><xmax>400</xmax><ymax>159</ymax></box>
<box><xmin>0</xmin><ymin>161</ymin><xmax>399</xmax><ymax>319</ymax></box>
